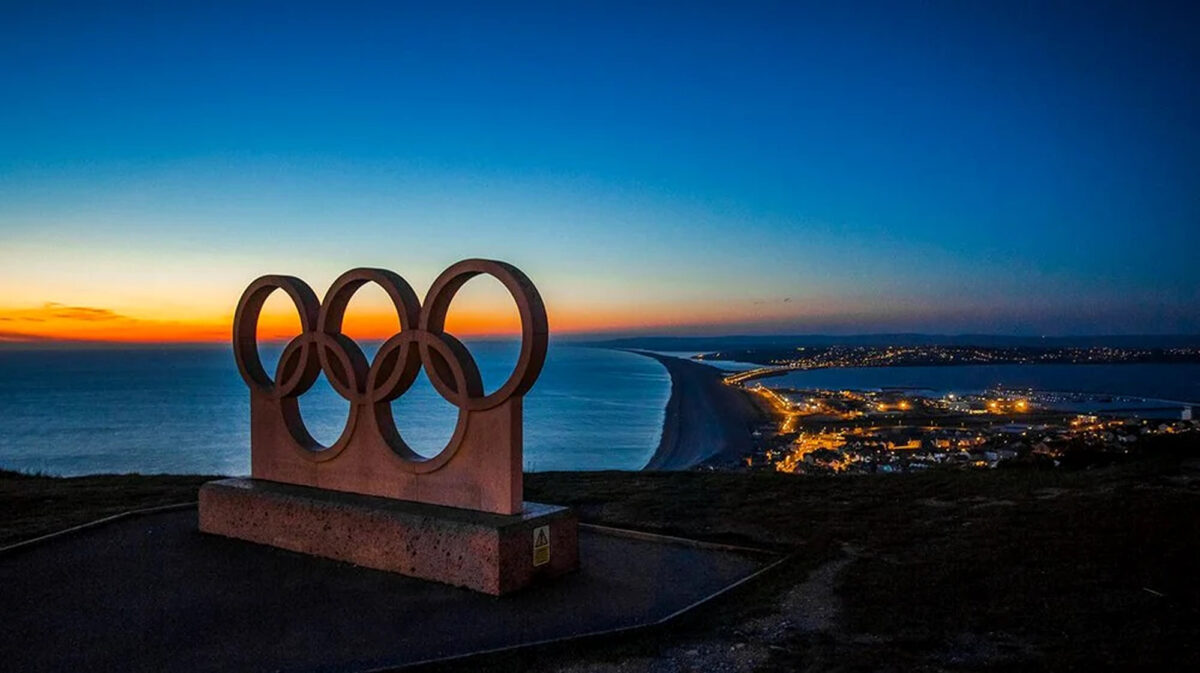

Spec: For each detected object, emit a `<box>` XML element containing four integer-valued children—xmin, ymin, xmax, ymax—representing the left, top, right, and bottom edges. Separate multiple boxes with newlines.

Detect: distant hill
<box><xmin>581</xmin><ymin>333</ymin><xmax>1200</xmax><ymax>351</ymax></box>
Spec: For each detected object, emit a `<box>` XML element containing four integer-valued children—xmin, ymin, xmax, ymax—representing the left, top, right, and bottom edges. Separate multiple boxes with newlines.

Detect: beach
<box><xmin>629</xmin><ymin>351</ymin><xmax>765</xmax><ymax>470</ymax></box>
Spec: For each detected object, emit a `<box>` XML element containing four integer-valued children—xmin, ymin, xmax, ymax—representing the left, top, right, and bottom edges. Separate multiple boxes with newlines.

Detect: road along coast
<box><xmin>626</xmin><ymin>350</ymin><xmax>765</xmax><ymax>470</ymax></box>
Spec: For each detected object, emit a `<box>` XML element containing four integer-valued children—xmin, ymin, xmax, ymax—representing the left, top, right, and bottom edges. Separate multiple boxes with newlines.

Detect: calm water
<box><xmin>7</xmin><ymin>350</ymin><xmax>1196</xmax><ymax>476</ymax></box>
<box><xmin>0</xmin><ymin>343</ymin><xmax>669</xmax><ymax>476</ymax></box>
<box><xmin>764</xmin><ymin>364</ymin><xmax>1200</xmax><ymax>406</ymax></box>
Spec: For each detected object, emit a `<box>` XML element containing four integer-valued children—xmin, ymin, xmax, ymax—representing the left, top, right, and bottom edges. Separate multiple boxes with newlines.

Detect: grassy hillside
<box><xmin>3</xmin><ymin>438</ymin><xmax>1198</xmax><ymax>671</ymax></box>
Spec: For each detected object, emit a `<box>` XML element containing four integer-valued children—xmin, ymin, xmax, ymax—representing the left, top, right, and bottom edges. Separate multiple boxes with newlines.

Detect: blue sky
<box><xmin>1</xmin><ymin>0</ymin><xmax>1197</xmax><ymax>338</ymax></box>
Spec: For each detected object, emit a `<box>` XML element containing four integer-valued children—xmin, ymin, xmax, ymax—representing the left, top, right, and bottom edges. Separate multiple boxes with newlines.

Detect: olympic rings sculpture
<box><xmin>233</xmin><ymin>259</ymin><xmax>548</xmax><ymax>474</ymax></box>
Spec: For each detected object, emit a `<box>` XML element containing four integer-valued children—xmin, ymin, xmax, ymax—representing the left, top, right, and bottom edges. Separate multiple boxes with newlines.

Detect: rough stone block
<box><xmin>198</xmin><ymin>478</ymin><xmax>578</xmax><ymax>595</ymax></box>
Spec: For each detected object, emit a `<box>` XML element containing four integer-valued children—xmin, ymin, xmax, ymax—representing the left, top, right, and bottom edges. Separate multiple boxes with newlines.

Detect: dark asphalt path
<box><xmin>0</xmin><ymin>509</ymin><xmax>768</xmax><ymax>672</ymax></box>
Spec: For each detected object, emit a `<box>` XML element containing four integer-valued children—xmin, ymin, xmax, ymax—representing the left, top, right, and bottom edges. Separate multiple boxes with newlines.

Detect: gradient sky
<box><xmin>2</xmin><ymin>0</ymin><xmax>1198</xmax><ymax>342</ymax></box>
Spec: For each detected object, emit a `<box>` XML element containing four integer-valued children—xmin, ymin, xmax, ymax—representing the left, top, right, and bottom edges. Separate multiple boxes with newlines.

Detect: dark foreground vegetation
<box><xmin>3</xmin><ymin>438</ymin><xmax>1198</xmax><ymax>671</ymax></box>
<box><xmin>0</xmin><ymin>470</ymin><xmax>213</xmax><ymax>546</ymax></box>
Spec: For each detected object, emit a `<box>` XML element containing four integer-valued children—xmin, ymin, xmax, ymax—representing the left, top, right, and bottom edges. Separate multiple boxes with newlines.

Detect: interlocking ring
<box><xmin>233</xmin><ymin>260</ymin><xmax>548</xmax><ymax>470</ymax></box>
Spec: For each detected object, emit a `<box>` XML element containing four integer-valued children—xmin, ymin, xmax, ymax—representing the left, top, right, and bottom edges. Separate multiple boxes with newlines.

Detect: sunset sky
<box><xmin>2</xmin><ymin>1</ymin><xmax>1198</xmax><ymax>343</ymax></box>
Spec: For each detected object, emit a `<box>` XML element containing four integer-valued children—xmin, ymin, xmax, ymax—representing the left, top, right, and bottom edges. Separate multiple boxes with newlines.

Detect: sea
<box><xmin>3</xmin><ymin>346</ymin><xmax>1198</xmax><ymax>477</ymax></box>
<box><xmin>0</xmin><ymin>343</ymin><xmax>670</xmax><ymax>476</ymax></box>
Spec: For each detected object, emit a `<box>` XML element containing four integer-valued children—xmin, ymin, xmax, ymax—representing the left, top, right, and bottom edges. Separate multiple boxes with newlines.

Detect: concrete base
<box><xmin>198</xmin><ymin>478</ymin><xmax>578</xmax><ymax>595</ymax></box>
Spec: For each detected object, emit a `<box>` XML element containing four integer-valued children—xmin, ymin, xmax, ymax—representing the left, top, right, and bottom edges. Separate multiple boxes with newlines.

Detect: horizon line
<box><xmin>4</xmin><ymin>331</ymin><xmax>1200</xmax><ymax>350</ymax></box>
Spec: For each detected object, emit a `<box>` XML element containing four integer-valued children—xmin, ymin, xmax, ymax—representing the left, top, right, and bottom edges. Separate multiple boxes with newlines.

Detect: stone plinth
<box><xmin>198</xmin><ymin>478</ymin><xmax>578</xmax><ymax>595</ymax></box>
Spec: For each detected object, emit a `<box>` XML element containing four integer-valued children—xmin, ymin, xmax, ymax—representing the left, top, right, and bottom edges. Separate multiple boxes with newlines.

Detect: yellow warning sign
<box><xmin>532</xmin><ymin>525</ymin><xmax>550</xmax><ymax>566</ymax></box>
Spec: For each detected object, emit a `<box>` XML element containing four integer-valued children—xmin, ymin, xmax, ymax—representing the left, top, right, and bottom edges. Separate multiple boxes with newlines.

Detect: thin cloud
<box><xmin>0</xmin><ymin>303</ymin><xmax>132</xmax><ymax>324</ymax></box>
<box><xmin>40</xmin><ymin>302</ymin><xmax>127</xmax><ymax>322</ymax></box>
<box><xmin>0</xmin><ymin>302</ymin><xmax>228</xmax><ymax>343</ymax></box>
<box><xmin>0</xmin><ymin>329</ymin><xmax>55</xmax><ymax>342</ymax></box>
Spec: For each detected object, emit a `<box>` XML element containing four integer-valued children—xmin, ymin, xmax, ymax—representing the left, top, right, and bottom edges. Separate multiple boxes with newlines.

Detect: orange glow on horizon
<box><xmin>0</xmin><ymin>301</ymin><xmax>684</xmax><ymax>343</ymax></box>
<box><xmin>251</xmin><ymin>308</ymin><xmax>527</xmax><ymax>342</ymax></box>
<box><xmin>0</xmin><ymin>288</ymin><xmax>856</xmax><ymax>343</ymax></box>
<box><xmin>0</xmin><ymin>303</ymin><xmax>231</xmax><ymax>343</ymax></box>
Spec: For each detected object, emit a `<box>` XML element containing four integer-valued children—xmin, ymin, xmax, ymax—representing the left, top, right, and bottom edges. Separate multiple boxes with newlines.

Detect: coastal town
<box><xmin>713</xmin><ymin>344</ymin><xmax>1200</xmax><ymax>386</ymax></box>
<box><xmin>664</xmin><ymin>343</ymin><xmax>1200</xmax><ymax>475</ymax></box>
<box><xmin>727</xmin><ymin>383</ymin><xmax>1198</xmax><ymax>474</ymax></box>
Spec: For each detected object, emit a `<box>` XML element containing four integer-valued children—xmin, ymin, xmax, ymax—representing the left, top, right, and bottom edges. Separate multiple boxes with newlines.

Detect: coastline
<box><xmin>624</xmin><ymin>350</ymin><xmax>765</xmax><ymax>470</ymax></box>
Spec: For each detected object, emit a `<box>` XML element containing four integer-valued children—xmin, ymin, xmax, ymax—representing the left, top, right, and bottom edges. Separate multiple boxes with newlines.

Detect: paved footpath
<box><xmin>0</xmin><ymin>509</ymin><xmax>769</xmax><ymax>672</ymax></box>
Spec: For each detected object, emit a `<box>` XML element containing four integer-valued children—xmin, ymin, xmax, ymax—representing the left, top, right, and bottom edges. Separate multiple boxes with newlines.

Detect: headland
<box><xmin>626</xmin><ymin>350</ymin><xmax>764</xmax><ymax>470</ymax></box>
<box><xmin>5</xmin><ymin>446</ymin><xmax>1199</xmax><ymax>671</ymax></box>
